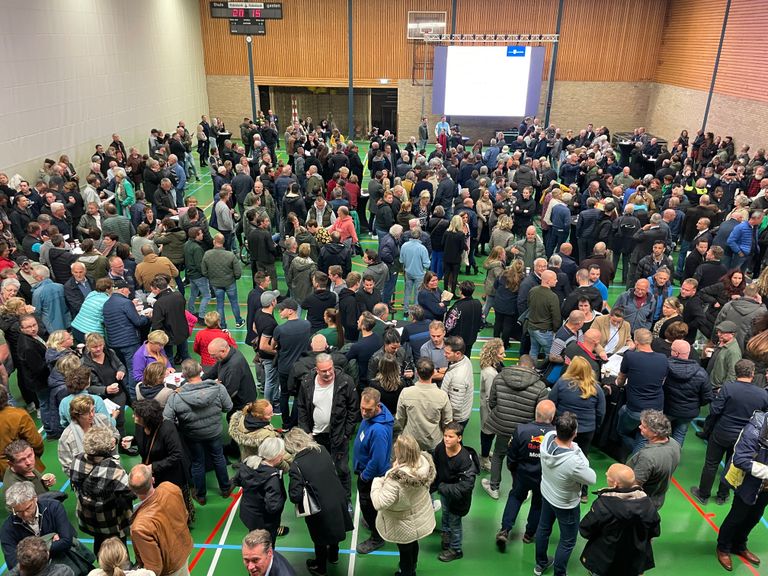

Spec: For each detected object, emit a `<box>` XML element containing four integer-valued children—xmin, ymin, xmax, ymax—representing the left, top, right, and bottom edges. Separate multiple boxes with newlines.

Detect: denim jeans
<box><xmin>188</xmin><ymin>436</ymin><xmax>231</xmax><ymax>498</ymax></box>
<box><xmin>214</xmin><ymin>283</ymin><xmax>243</xmax><ymax>328</ymax></box>
<box><xmin>535</xmin><ymin>499</ymin><xmax>580</xmax><ymax>576</ymax></box>
<box><xmin>184</xmin><ymin>153</ymin><xmax>198</xmax><ymax>180</ymax></box>
<box><xmin>187</xmin><ymin>277</ymin><xmax>212</xmax><ymax>318</ymax></box>
<box><xmin>430</xmin><ymin>250</ymin><xmax>444</xmax><ymax>279</ymax></box>
<box><xmin>440</xmin><ymin>495</ymin><xmax>463</xmax><ymax>551</ymax></box>
<box><xmin>501</xmin><ymin>474</ymin><xmax>542</xmax><ymax>536</ymax></box>
<box><xmin>403</xmin><ymin>274</ymin><xmax>424</xmax><ymax>311</ymax></box>
<box><xmin>261</xmin><ymin>358</ymin><xmax>279</xmax><ymax>408</ymax></box>
<box><xmin>36</xmin><ymin>390</ymin><xmax>55</xmax><ymax>437</ymax></box>
<box><xmin>670</xmin><ymin>418</ymin><xmax>691</xmax><ymax>447</ymax></box>
<box><xmin>676</xmin><ymin>239</ymin><xmax>692</xmax><ymax>277</ymax></box>
<box><xmin>730</xmin><ymin>251</ymin><xmax>751</xmax><ymax>272</ymax></box>
<box><xmin>529</xmin><ymin>329</ymin><xmax>554</xmax><ymax>360</ymax></box>
<box><xmin>164</xmin><ymin>341</ymin><xmax>190</xmax><ymax>363</ymax></box>
<box><xmin>382</xmin><ymin>270</ymin><xmax>399</xmax><ymax>305</ymax></box>
<box><xmin>114</xmin><ymin>343</ymin><xmax>140</xmax><ymax>403</ymax></box>
<box><xmin>482</xmin><ymin>295</ymin><xmax>495</xmax><ymax>319</ymax></box>
<box><xmin>617</xmin><ymin>405</ymin><xmax>644</xmax><ymax>454</ymax></box>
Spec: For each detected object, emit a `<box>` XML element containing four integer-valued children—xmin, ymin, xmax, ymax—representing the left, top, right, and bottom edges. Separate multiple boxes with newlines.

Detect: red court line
<box><xmin>671</xmin><ymin>477</ymin><xmax>760</xmax><ymax>575</ymax></box>
<box><xmin>188</xmin><ymin>490</ymin><xmax>242</xmax><ymax>572</ymax></box>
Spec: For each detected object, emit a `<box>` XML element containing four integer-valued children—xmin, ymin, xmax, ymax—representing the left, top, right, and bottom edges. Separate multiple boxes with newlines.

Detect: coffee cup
<box><xmin>42</xmin><ymin>473</ymin><xmax>55</xmax><ymax>486</ymax></box>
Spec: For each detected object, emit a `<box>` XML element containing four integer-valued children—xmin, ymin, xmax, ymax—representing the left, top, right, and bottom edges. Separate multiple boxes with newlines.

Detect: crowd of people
<box><xmin>1</xmin><ymin>112</ymin><xmax>768</xmax><ymax>576</ymax></box>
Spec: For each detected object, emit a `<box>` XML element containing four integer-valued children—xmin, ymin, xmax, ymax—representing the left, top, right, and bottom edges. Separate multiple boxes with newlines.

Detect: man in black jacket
<box><xmin>205</xmin><ymin>338</ymin><xmax>257</xmax><ymax>413</ymax></box>
<box><xmin>338</xmin><ymin>272</ymin><xmax>364</xmax><ymax>342</ymax></box>
<box><xmin>247</xmin><ymin>214</ymin><xmax>278</xmax><ymax>290</ymax></box>
<box><xmin>296</xmin><ymin>353</ymin><xmax>358</xmax><ymax>498</ymax></box>
<box><xmin>150</xmin><ymin>274</ymin><xmax>189</xmax><ymax>363</ymax></box>
<box><xmin>561</xmin><ymin>269</ymin><xmax>603</xmax><ymax>317</ymax></box>
<box><xmin>301</xmin><ymin>271</ymin><xmax>338</xmax><ymax>333</ymax></box>
<box><xmin>578</xmin><ymin>464</ymin><xmax>660</xmax><ymax>576</ymax></box>
<box><xmin>318</xmin><ymin>231</ymin><xmax>351</xmax><ymax>277</ymax></box>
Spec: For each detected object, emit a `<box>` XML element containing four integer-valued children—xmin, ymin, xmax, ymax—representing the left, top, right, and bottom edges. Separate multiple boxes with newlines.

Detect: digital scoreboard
<box><xmin>210</xmin><ymin>2</ymin><xmax>283</xmax><ymax>20</ymax></box>
<box><xmin>229</xmin><ymin>19</ymin><xmax>266</xmax><ymax>35</ymax></box>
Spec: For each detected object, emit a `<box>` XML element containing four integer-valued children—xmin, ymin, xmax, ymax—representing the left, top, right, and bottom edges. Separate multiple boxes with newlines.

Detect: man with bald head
<box><xmin>613</xmin><ymin>278</ymin><xmax>656</xmax><ymax>333</ymax></box>
<box><xmin>527</xmin><ymin>270</ymin><xmax>561</xmax><ymax>361</ymax></box>
<box><xmin>205</xmin><ymin>337</ymin><xmax>257</xmax><ymax>412</ymax></box>
<box><xmin>555</xmin><ymin>242</ymin><xmax>578</xmax><ymax>285</ymax></box>
<box><xmin>495</xmin><ymin>400</ymin><xmax>557</xmax><ymax>551</ymax></box>
<box><xmin>663</xmin><ymin>339</ymin><xmax>710</xmax><ymax>447</ymax></box>
<box><xmin>564</xmin><ymin>328</ymin><xmax>607</xmax><ymax>377</ymax></box>
<box><xmin>578</xmin><ymin>463</ymin><xmax>660</xmax><ymax>576</ymax></box>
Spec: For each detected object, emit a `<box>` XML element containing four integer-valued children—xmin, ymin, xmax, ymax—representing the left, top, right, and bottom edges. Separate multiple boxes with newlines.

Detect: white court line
<box><xmin>347</xmin><ymin>494</ymin><xmax>362</xmax><ymax>576</ymax></box>
<box><xmin>205</xmin><ymin>492</ymin><xmax>242</xmax><ymax>576</ymax></box>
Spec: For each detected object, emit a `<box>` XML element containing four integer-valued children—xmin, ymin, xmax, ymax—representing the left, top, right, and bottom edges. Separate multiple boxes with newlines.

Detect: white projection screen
<box><xmin>432</xmin><ymin>45</ymin><xmax>545</xmax><ymax>117</ymax></box>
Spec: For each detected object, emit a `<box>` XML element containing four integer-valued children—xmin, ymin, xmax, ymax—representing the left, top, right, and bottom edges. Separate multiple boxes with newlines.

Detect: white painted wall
<box><xmin>0</xmin><ymin>0</ymin><xmax>209</xmax><ymax>181</ymax></box>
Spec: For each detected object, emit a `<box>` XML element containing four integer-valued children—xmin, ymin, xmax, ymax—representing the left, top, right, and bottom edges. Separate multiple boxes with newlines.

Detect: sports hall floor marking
<box><xmin>347</xmin><ymin>494</ymin><xmax>362</xmax><ymax>576</ymax></box>
<box><xmin>204</xmin><ymin>490</ymin><xmax>242</xmax><ymax>576</ymax></box>
<box><xmin>188</xmin><ymin>489</ymin><xmax>243</xmax><ymax>571</ymax></box>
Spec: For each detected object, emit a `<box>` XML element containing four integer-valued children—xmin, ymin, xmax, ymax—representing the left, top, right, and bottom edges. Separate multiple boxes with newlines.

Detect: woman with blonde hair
<box><xmin>132</xmin><ymin>330</ymin><xmax>173</xmax><ymax>385</ymax></box>
<box><xmin>88</xmin><ymin>536</ymin><xmax>155</xmax><ymax>576</ymax></box>
<box><xmin>549</xmin><ymin>355</ymin><xmax>605</xmax><ymax>501</ymax></box>
<box><xmin>476</xmin><ymin>187</ymin><xmax>494</xmax><ymax>255</ymax></box>
<box><xmin>442</xmin><ymin>215</ymin><xmax>466</xmax><ymax>295</ymax></box>
<box><xmin>490</xmin><ymin>215</ymin><xmax>515</xmax><ymax>254</ymax></box>
<box><xmin>479</xmin><ymin>338</ymin><xmax>505</xmax><ymax>471</ymax></box>
<box><xmin>493</xmin><ymin>259</ymin><xmax>524</xmax><ymax>348</ymax></box>
<box><xmin>371</xmin><ymin>434</ymin><xmax>436</xmax><ymax>576</ymax></box>
<box><xmin>193</xmin><ymin>311</ymin><xmax>237</xmax><ymax>367</ymax></box>
<box><xmin>652</xmin><ymin>296</ymin><xmax>684</xmax><ymax>339</ymax></box>
<box><xmin>482</xmin><ymin>246</ymin><xmax>506</xmax><ymax>325</ymax></box>
<box><xmin>228</xmin><ymin>399</ymin><xmax>285</xmax><ymax>462</ymax></box>
<box><xmin>135</xmin><ymin>361</ymin><xmax>176</xmax><ymax>408</ymax></box>
<box><xmin>44</xmin><ymin>330</ymin><xmax>76</xmax><ymax>438</ymax></box>
<box><xmin>82</xmin><ymin>332</ymin><xmax>130</xmax><ymax>445</ymax></box>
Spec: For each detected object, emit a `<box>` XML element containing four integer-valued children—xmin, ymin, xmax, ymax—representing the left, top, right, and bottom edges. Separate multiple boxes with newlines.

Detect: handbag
<box><xmin>294</xmin><ymin>463</ymin><xmax>321</xmax><ymax>517</ymax></box>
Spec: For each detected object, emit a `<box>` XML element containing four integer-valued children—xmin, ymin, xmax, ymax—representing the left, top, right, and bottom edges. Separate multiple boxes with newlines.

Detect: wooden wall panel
<box><xmin>713</xmin><ymin>0</ymin><xmax>768</xmax><ymax>102</ymax></box>
<box><xmin>654</xmin><ymin>0</ymin><xmax>726</xmax><ymax>90</ymax></box>
<box><xmin>200</xmin><ymin>0</ymin><xmax>670</xmax><ymax>85</ymax></box>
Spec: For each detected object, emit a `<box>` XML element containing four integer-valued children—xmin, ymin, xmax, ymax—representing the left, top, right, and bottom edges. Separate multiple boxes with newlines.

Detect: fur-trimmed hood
<box><xmin>385</xmin><ymin>453</ymin><xmax>436</xmax><ymax>488</ymax></box>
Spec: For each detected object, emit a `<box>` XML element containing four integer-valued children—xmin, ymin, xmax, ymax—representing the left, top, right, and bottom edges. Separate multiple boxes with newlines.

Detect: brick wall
<box><xmin>397</xmin><ymin>79</ymin><xmax>652</xmax><ymax>143</ymax></box>
<box><xmin>270</xmin><ymin>88</ymin><xmax>370</xmax><ymax>139</ymax></box>
<box><xmin>206</xmin><ymin>76</ymin><xmax>260</xmax><ymax>139</ymax></box>
<box><xmin>647</xmin><ymin>83</ymin><xmax>768</xmax><ymax>152</ymax></box>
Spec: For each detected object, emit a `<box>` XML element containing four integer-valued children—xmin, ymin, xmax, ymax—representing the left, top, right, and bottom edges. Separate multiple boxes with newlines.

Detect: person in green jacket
<box><xmin>185</xmin><ymin>226</ymin><xmax>210</xmax><ymax>321</ymax></box>
<box><xmin>201</xmin><ymin>233</ymin><xmax>244</xmax><ymax>329</ymax></box>
<box><xmin>527</xmin><ymin>270</ymin><xmax>562</xmax><ymax>363</ymax></box>
<box><xmin>114</xmin><ymin>170</ymin><xmax>135</xmax><ymax>216</ymax></box>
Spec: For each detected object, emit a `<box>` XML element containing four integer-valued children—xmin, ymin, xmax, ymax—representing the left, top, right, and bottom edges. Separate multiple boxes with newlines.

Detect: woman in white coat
<box><xmin>371</xmin><ymin>434</ymin><xmax>436</xmax><ymax>576</ymax></box>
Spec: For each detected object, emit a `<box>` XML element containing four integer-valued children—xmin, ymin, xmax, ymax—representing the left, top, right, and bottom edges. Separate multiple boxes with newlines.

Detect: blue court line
<box><xmin>690</xmin><ymin>421</ymin><xmax>768</xmax><ymax>530</ymax></box>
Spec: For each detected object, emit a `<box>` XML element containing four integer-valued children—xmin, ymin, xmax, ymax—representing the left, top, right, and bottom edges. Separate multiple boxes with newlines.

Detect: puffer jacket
<box><xmin>372</xmin><ymin>453</ymin><xmax>436</xmax><ymax>544</ymax></box>
<box><xmin>663</xmin><ymin>357</ymin><xmax>712</xmax><ymax>419</ymax></box>
<box><xmin>484</xmin><ymin>259</ymin><xmax>505</xmax><ymax>297</ymax></box>
<box><xmin>201</xmin><ymin>247</ymin><xmax>242</xmax><ymax>288</ymax></box>
<box><xmin>714</xmin><ymin>297</ymin><xmax>766</xmax><ymax>350</ymax></box>
<box><xmin>486</xmin><ymin>366</ymin><xmax>549</xmax><ymax>436</ymax></box>
<box><xmin>732</xmin><ymin>410</ymin><xmax>768</xmax><ymax>505</ymax></box>
<box><xmin>234</xmin><ymin>455</ymin><xmax>286</xmax><ymax>534</ymax></box>
<box><xmin>154</xmin><ymin>227</ymin><xmax>187</xmax><ymax>266</ymax></box>
<box><xmin>162</xmin><ymin>379</ymin><xmax>233</xmax><ymax>441</ymax></box>
<box><xmin>286</xmin><ymin>256</ymin><xmax>316</xmax><ymax>303</ymax></box>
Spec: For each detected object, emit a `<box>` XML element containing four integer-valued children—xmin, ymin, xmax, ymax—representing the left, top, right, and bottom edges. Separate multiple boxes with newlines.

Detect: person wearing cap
<box><xmin>273</xmin><ymin>298</ymin><xmax>311</xmax><ymax>428</ymax></box>
<box><xmin>253</xmin><ymin>289</ymin><xmax>281</xmax><ymax>409</ymax></box>
<box><xmin>201</xmin><ymin>234</ymin><xmax>245</xmax><ymax>330</ymax></box>
<box><xmin>707</xmin><ymin>320</ymin><xmax>743</xmax><ymax>392</ymax></box>
<box><xmin>691</xmin><ymin>359</ymin><xmax>768</xmax><ymax>507</ymax></box>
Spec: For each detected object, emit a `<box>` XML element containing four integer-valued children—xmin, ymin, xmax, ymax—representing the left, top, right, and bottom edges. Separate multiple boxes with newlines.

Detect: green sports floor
<box><xmin>1</xmin><ymin>146</ymin><xmax>766</xmax><ymax>576</ymax></box>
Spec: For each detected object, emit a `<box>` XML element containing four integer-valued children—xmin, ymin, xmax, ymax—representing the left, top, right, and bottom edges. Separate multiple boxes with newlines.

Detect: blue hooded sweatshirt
<box><xmin>353</xmin><ymin>403</ymin><xmax>394</xmax><ymax>481</ymax></box>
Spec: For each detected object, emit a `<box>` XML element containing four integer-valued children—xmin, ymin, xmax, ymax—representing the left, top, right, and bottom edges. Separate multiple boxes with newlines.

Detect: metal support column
<box><xmin>543</xmin><ymin>0</ymin><xmax>563</xmax><ymax>126</ymax></box>
<box><xmin>246</xmin><ymin>36</ymin><xmax>257</xmax><ymax>121</ymax></box>
<box><xmin>347</xmin><ymin>0</ymin><xmax>354</xmax><ymax>138</ymax></box>
<box><xmin>702</xmin><ymin>0</ymin><xmax>731</xmax><ymax>131</ymax></box>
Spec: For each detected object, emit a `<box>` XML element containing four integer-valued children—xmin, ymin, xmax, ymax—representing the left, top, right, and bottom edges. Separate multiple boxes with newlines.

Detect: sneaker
<box><xmin>438</xmin><ymin>549</ymin><xmax>463</xmax><ymax>562</ymax></box>
<box><xmin>356</xmin><ymin>538</ymin><xmax>385</xmax><ymax>554</ymax></box>
<box><xmin>495</xmin><ymin>529</ymin><xmax>508</xmax><ymax>552</ymax></box>
<box><xmin>481</xmin><ymin>478</ymin><xmax>499</xmax><ymax>500</ymax></box>
<box><xmin>235</xmin><ymin>319</ymin><xmax>246</xmax><ymax>328</ymax></box>
<box><xmin>533</xmin><ymin>558</ymin><xmax>554</xmax><ymax>575</ymax></box>
<box><xmin>480</xmin><ymin>457</ymin><xmax>491</xmax><ymax>472</ymax></box>
<box><xmin>690</xmin><ymin>486</ymin><xmax>709</xmax><ymax>505</ymax></box>
<box><xmin>522</xmin><ymin>533</ymin><xmax>535</xmax><ymax>544</ymax></box>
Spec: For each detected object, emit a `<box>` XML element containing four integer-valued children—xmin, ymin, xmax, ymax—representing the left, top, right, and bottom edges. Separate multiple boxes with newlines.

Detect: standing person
<box><xmin>149</xmin><ymin>275</ymin><xmax>190</xmax><ymax>364</ymax></box>
<box><xmin>707</xmin><ymin>320</ymin><xmax>743</xmax><ymax>392</ymax></box>
<box><xmin>691</xmin><ymin>359</ymin><xmax>768</xmax><ymax>506</ymax></box>
<box><xmin>296</xmin><ymin>353</ymin><xmax>358</xmax><ymax>499</ymax></box>
<box><xmin>527</xmin><ymin>270</ymin><xmax>561</xmax><ymax>362</ymax></box>
<box><xmin>482</xmin><ymin>355</ymin><xmax>549</xmax><ymax>500</ymax></box>
<box><xmin>444</xmin><ymin>281</ymin><xmax>483</xmax><ymax>354</ymax></box>
<box><xmin>286</xmin><ymin>429</ymin><xmax>354</xmax><ymax>576</ymax></box>
<box><xmin>252</xmin><ymin>290</ymin><xmax>281</xmax><ymax>410</ymax></box>
<box><xmin>616</xmin><ymin>329</ymin><xmax>669</xmax><ymax>454</ymax></box>
<box><xmin>248</xmin><ymin>214</ymin><xmax>279</xmax><ymax>290</ymax></box>
<box><xmin>417</xmin><ymin>117</ymin><xmax>429</xmax><ymax>151</ymax></box>
<box><xmin>205</xmin><ymin>338</ymin><xmax>257</xmax><ymax>412</ymax></box>
<box><xmin>184</xmin><ymin>226</ymin><xmax>209</xmax><ymax>323</ymax></box>
<box><xmin>128</xmin><ymin>464</ymin><xmax>194</xmax><ymax>576</ymax></box>
<box><xmin>234</xmin><ymin>437</ymin><xmax>287</xmax><ymax>544</ymax></box>
<box><xmin>162</xmin><ymin>359</ymin><xmax>233</xmax><ymax>505</ymax></box>
<box><xmin>442</xmin><ymin>337</ymin><xmax>473</xmax><ymax>430</ymax></box>
<box><xmin>578</xmin><ymin>464</ymin><xmax>661</xmax><ymax>576</ymax></box>
<box><xmin>201</xmin><ymin>234</ymin><xmax>245</xmax><ymax>329</ymax></box>
<box><xmin>549</xmin><ymin>356</ymin><xmax>606</xmax><ymax>502</ymax></box>
<box><xmin>353</xmin><ymin>388</ymin><xmax>395</xmax><ymax>555</ymax></box>
<box><xmin>716</xmin><ymin>409</ymin><xmax>768</xmax><ymax>571</ymax></box>
<box><xmin>626</xmin><ymin>409</ymin><xmax>681</xmax><ymax>509</ymax></box>
<box><xmin>371</xmin><ymin>434</ymin><xmax>436</xmax><ymax>576</ymax></box>
<box><xmin>479</xmin><ymin>338</ymin><xmax>505</xmax><ymax>472</ymax></box>
<box><xmin>442</xmin><ymin>216</ymin><xmax>465</xmax><ymax>295</ymax></box>
<box><xmin>241</xmin><ymin>529</ymin><xmax>297</xmax><ymax>576</ymax></box>
<box><xmin>273</xmin><ymin>298</ymin><xmax>312</xmax><ymax>427</ymax></box>
<box><xmin>534</xmin><ymin>412</ymin><xmax>597</xmax><ymax>576</ymax></box>
<box><xmin>663</xmin><ymin>339</ymin><xmax>711</xmax><ymax>447</ymax></box>
<box><xmin>400</xmin><ymin>229</ymin><xmax>431</xmax><ymax>313</ymax></box>
<box><xmin>432</xmin><ymin>422</ymin><xmax>478</xmax><ymax>562</ymax></box>
<box><xmin>495</xmin><ymin>400</ymin><xmax>556</xmax><ymax>552</ymax></box>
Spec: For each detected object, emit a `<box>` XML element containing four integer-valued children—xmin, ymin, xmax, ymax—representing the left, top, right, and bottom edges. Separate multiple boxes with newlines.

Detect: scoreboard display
<box><xmin>229</xmin><ymin>19</ymin><xmax>266</xmax><ymax>35</ymax></box>
<box><xmin>210</xmin><ymin>2</ymin><xmax>283</xmax><ymax>20</ymax></box>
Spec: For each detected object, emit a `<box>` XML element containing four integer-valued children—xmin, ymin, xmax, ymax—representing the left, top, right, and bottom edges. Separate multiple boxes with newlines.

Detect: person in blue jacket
<box><xmin>353</xmin><ymin>387</ymin><xmax>394</xmax><ymax>555</ymax></box>
<box><xmin>727</xmin><ymin>211</ymin><xmax>762</xmax><ymax>271</ymax></box>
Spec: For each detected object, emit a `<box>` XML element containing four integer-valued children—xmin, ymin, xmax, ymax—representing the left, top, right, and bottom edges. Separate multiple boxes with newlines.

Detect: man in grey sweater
<box><xmin>201</xmin><ymin>233</ymin><xmax>244</xmax><ymax>329</ymax></box>
<box><xmin>534</xmin><ymin>412</ymin><xmax>597</xmax><ymax>576</ymax></box>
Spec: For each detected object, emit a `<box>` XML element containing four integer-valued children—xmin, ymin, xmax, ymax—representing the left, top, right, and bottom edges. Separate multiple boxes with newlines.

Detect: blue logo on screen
<box><xmin>507</xmin><ymin>46</ymin><xmax>526</xmax><ymax>57</ymax></box>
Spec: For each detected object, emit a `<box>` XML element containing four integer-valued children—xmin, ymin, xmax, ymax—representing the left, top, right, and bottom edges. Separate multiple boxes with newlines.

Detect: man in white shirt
<box><xmin>442</xmin><ymin>336</ymin><xmax>474</xmax><ymax>429</ymax></box>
